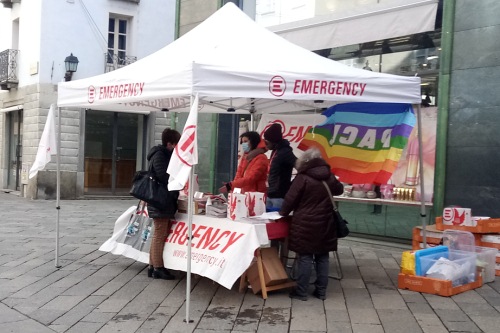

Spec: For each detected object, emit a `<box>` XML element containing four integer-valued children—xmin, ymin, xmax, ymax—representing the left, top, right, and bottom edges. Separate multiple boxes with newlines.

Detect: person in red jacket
<box><xmin>219</xmin><ymin>131</ymin><xmax>269</xmax><ymax>194</ymax></box>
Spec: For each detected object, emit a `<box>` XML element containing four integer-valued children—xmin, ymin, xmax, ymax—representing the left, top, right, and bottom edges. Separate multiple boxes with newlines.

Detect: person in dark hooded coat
<box><xmin>279</xmin><ymin>148</ymin><xmax>344</xmax><ymax>301</ymax></box>
<box><xmin>147</xmin><ymin>128</ymin><xmax>181</xmax><ymax>280</ymax></box>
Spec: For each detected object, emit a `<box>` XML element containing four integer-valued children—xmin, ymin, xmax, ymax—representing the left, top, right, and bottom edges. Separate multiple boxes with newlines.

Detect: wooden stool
<box><xmin>239</xmin><ymin>248</ymin><xmax>296</xmax><ymax>299</ymax></box>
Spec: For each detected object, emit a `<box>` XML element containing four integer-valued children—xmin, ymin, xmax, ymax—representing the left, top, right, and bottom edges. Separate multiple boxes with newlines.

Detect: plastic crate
<box><xmin>420</xmin><ymin>249</ymin><xmax>477</xmax><ymax>286</ymax></box>
<box><xmin>474</xmin><ymin>246</ymin><xmax>498</xmax><ymax>283</ymax></box>
<box><xmin>414</xmin><ymin>246</ymin><xmax>448</xmax><ymax>276</ymax></box>
<box><xmin>436</xmin><ymin>216</ymin><xmax>500</xmax><ymax>233</ymax></box>
<box><xmin>412</xmin><ymin>241</ymin><xmax>441</xmax><ymax>251</ymax></box>
<box><xmin>480</xmin><ymin>234</ymin><xmax>500</xmax><ymax>250</ymax></box>
<box><xmin>398</xmin><ymin>273</ymin><xmax>482</xmax><ymax>297</ymax></box>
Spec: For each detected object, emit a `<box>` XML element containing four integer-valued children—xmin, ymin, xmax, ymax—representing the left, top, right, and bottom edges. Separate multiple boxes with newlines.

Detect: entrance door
<box><xmin>84</xmin><ymin>110</ymin><xmax>143</xmax><ymax>195</ymax></box>
<box><xmin>7</xmin><ymin>110</ymin><xmax>23</xmax><ymax>190</ymax></box>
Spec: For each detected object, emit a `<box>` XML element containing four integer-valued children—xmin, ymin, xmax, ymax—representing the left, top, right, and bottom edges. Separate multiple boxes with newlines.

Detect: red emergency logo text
<box><xmin>175</xmin><ymin>125</ymin><xmax>196</xmax><ymax>167</ymax></box>
<box><xmin>261</xmin><ymin>120</ymin><xmax>313</xmax><ymax>144</ymax></box>
<box><xmin>269</xmin><ymin>75</ymin><xmax>286</xmax><ymax>97</ymax></box>
<box><xmin>88</xmin><ymin>86</ymin><xmax>96</xmax><ymax>104</ymax></box>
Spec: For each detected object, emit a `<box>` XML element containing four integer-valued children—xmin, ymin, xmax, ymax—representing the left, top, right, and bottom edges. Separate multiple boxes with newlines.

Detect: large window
<box><xmin>107</xmin><ymin>17</ymin><xmax>128</xmax><ymax>66</ymax></box>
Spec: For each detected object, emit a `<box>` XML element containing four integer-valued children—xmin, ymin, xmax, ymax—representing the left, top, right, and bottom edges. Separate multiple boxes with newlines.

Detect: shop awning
<box><xmin>269</xmin><ymin>0</ymin><xmax>439</xmax><ymax>51</ymax></box>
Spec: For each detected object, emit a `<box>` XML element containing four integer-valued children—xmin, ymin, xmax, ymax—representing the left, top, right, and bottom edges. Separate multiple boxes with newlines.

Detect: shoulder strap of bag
<box><xmin>322</xmin><ymin>180</ymin><xmax>339</xmax><ymax>212</ymax></box>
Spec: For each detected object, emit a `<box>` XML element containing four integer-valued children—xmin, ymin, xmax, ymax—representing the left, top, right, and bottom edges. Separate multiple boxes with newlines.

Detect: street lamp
<box><xmin>64</xmin><ymin>53</ymin><xmax>79</xmax><ymax>81</ymax></box>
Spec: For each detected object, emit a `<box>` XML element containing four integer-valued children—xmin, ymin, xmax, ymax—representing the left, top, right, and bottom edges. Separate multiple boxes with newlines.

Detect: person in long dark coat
<box><xmin>147</xmin><ymin>128</ymin><xmax>181</xmax><ymax>280</ymax></box>
<box><xmin>279</xmin><ymin>148</ymin><xmax>344</xmax><ymax>301</ymax></box>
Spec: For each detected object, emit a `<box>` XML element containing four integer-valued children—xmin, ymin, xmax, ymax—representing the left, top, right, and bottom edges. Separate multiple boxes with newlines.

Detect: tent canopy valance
<box><xmin>57</xmin><ymin>3</ymin><xmax>421</xmax><ymax>113</ymax></box>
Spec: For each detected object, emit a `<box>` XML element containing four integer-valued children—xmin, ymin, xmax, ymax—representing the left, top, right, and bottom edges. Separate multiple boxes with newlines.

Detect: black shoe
<box><xmin>289</xmin><ymin>291</ymin><xmax>307</xmax><ymax>301</ymax></box>
<box><xmin>147</xmin><ymin>265</ymin><xmax>154</xmax><ymax>278</ymax></box>
<box><xmin>153</xmin><ymin>267</ymin><xmax>176</xmax><ymax>280</ymax></box>
<box><xmin>313</xmin><ymin>290</ymin><xmax>326</xmax><ymax>300</ymax></box>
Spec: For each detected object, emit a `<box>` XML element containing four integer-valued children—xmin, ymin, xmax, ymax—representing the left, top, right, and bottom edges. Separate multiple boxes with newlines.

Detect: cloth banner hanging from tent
<box><xmin>29</xmin><ymin>104</ymin><xmax>57</xmax><ymax>179</ymax></box>
<box><xmin>298</xmin><ymin>102</ymin><xmax>416</xmax><ymax>185</ymax></box>
<box><xmin>168</xmin><ymin>94</ymin><xmax>199</xmax><ymax>191</ymax></box>
<box><xmin>255</xmin><ymin>113</ymin><xmax>326</xmax><ymax>158</ymax></box>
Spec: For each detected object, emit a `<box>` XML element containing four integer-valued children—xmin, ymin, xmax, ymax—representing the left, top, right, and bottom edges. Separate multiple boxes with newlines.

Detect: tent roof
<box><xmin>57</xmin><ymin>3</ymin><xmax>421</xmax><ymax>114</ymax></box>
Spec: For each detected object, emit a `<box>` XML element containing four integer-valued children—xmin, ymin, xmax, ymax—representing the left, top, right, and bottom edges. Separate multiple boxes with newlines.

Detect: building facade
<box><xmin>0</xmin><ymin>0</ymin><xmax>177</xmax><ymax>198</ymax></box>
<box><xmin>177</xmin><ymin>0</ymin><xmax>500</xmax><ymax>240</ymax></box>
<box><xmin>2</xmin><ymin>0</ymin><xmax>499</xmax><ymax>241</ymax></box>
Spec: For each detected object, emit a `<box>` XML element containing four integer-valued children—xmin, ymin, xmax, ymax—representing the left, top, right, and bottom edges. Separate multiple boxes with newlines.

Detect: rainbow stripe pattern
<box><xmin>298</xmin><ymin>102</ymin><xmax>416</xmax><ymax>185</ymax></box>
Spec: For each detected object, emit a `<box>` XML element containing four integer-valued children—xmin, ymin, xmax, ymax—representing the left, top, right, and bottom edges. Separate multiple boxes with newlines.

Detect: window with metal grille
<box><xmin>107</xmin><ymin>17</ymin><xmax>128</xmax><ymax>66</ymax></box>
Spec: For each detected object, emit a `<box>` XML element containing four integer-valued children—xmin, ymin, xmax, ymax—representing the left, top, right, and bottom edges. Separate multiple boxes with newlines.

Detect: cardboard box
<box><xmin>247</xmin><ymin>247</ymin><xmax>289</xmax><ymax>294</ymax></box>
<box><xmin>398</xmin><ymin>273</ymin><xmax>482</xmax><ymax>296</ymax></box>
<box><xmin>177</xmin><ymin>199</ymin><xmax>205</xmax><ymax>215</ymax></box>
<box><xmin>443</xmin><ymin>208</ymin><xmax>473</xmax><ymax>227</ymax></box>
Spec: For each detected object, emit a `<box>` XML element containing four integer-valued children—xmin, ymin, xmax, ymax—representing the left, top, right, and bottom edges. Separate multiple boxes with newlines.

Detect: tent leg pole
<box><xmin>184</xmin><ymin>168</ymin><xmax>194</xmax><ymax>324</ymax></box>
<box><xmin>184</xmin><ymin>95</ymin><xmax>195</xmax><ymax>324</ymax></box>
<box><xmin>55</xmin><ymin>107</ymin><xmax>62</xmax><ymax>268</ymax></box>
<box><xmin>416</xmin><ymin>104</ymin><xmax>427</xmax><ymax>248</ymax></box>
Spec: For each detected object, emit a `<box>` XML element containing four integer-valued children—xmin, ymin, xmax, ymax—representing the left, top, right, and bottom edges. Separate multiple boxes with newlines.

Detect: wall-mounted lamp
<box><xmin>64</xmin><ymin>53</ymin><xmax>79</xmax><ymax>81</ymax></box>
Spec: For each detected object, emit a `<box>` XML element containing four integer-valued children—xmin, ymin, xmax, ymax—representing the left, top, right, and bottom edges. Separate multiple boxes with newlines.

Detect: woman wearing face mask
<box><xmin>219</xmin><ymin>131</ymin><xmax>269</xmax><ymax>194</ymax></box>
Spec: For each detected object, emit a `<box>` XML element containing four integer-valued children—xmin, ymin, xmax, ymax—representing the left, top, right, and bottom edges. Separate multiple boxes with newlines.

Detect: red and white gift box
<box><xmin>442</xmin><ymin>207</ymin><xmax>474</xmax><ymax>227</ymax></box>
<box><xmin>227</xmin><ymin>193</ymin><xmax>248</xmax><ymax>221</ymax></box>
<box><xmin>246</xmin><ymin>192</ymin><xmax>266</xmax><ymax>217</ymax></box>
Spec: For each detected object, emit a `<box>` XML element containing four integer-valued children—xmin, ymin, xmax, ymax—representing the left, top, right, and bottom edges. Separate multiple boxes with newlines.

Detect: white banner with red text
<box><xmin>100</xmin><ymin>211</ymin><xmax>269</xmax><ymax>289</ymax></box>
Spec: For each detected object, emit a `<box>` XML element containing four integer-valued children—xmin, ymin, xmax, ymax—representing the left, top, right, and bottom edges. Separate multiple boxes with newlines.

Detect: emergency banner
<box><xmin>100</xmin><ymin>212</ymin><xmax>268</xmax><ymax>289</ymax></box>
<box><xmin>298</xmin><ymin>102</ymin><xmax>415</xmax><ymax>185</ymax></box>
<box><xmin>256</xmin><ymin>113</ymin><xmax>326</xmax><ymax>158</ymax></box>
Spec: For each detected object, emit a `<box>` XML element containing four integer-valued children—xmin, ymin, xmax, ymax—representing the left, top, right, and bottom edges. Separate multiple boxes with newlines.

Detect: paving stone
<box><xmin>52</xmin><ymin>295</ymin><xmax>107</xmax><ymax>326</ymax></box>
<box><xmin>469</xmin><ymin>314</ymin><xmax>500</xmax><ymax>333</ymax></box>
<box><xmin>289</xmin><ymin>298</ymin><xmax>326</xmax><ymax>332</ymax></box>
<box><xmin>441</xmin><ymin>320</ymin><xmax>482</xmax><ymax>333</ymax></box>
<box><xmin>0</xmin><ymin>319</ymin><xmax>56</xmax><ymax>333</ymax></box>
<box><xmin>340</xmin><ymin>278</ymin><xmax>365</xmax><ymax>289</ymax></box>
<box><xmin>82</xmin><ymin>310</ymin><xmax>117</xmax><ymax>323</ymax></box>
<box><xmin>377</xmin><ymin>309</ymin><xmax>422</xmax><ymax>333</ymax></box>
<box><xmin>66</xmin><ymin>321</ymin><xmax>105</xmax><ymax>333</ymax></box>
<box><xmin>347</xmin><ymin>308</ymin><xmax>380</xmax><ymax>325</ymax></box>
<box><xmin>351</xmin><ymin>323</ymin><xmax>384</xmax><ymax>333</ymax></box>
<box><xmin>371</xmin><ymin>294</ymin><xmax>406</xmax><ymax>309</ymax></box>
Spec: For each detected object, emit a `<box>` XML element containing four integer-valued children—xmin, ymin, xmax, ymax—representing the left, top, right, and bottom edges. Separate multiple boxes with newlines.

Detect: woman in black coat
<box><xmin>279</xmin><ymin>148</ymin><xmax>344</xmax><ymax>301</ymax></box>
<box><xmin>147</xmin><ymin>128</ymin><xmax>180</xmax><ymax>280</ymax></box>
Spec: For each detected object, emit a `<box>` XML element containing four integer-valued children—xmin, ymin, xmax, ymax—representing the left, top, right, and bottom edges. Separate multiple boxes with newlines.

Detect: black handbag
<box><xmin>130</xmin><ymin>162</ymin><xmax>169</xmax><ymax>210</ymax></box>
<box><xmin>322</xmin><ymin>181</ymin><xmax>350</xmax><ymax>238</ymax></box>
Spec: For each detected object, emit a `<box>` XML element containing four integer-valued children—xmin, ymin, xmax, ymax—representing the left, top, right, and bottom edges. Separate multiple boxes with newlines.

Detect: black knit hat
<box><xmin>264</xmin><ymin>123</ymin><xmax>282</xmax><ymax>143</ymax></box>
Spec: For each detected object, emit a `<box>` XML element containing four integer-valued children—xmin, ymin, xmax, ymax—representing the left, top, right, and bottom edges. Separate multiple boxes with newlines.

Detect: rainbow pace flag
<box><xmin>298</xmin><ymin>102</ymin><xmax>416</xmax><ymax>185</ymax></box>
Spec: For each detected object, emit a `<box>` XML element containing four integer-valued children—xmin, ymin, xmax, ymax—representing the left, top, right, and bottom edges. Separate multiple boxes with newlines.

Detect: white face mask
<box><xmin>241</xmin><ymin>142</ymin><xmax>250</xmax><ymax>153</ymax></box>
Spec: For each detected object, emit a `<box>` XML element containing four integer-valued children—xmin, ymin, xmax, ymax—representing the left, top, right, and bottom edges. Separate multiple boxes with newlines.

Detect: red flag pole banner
<box><xmin>298</xmin><ymin>102</ymin><xmax>416</xmax><ymax>185</ymax></box>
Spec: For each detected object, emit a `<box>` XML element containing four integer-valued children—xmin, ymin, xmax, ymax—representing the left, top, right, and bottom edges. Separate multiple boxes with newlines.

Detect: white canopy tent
<box><xmin>56</xmin><ymin>2</ymin><xmax>428</xmax><ymax>324</ymax></box>
<box><xmin>58</xmin><ymin>3</ymin><xmax>421</xmax><ymax>113</ymax></box>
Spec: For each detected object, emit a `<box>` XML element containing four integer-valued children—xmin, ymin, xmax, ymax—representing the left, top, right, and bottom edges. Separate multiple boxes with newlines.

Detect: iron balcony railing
<box><xmin>104</xmin><ymin>53</ymin><xmax>137</xmax><ymax>73</ymax></box>
<box><xmin>0</xmin><ymin>49</ymin><xmax>19</xmax><ymax>90</ymax></box>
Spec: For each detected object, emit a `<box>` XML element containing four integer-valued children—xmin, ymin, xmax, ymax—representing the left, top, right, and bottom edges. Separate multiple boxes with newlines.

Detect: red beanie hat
<box><xmin>264</xmin><ymin>123</ymin><xmax>283</xmax><ymax>143</ymax></box>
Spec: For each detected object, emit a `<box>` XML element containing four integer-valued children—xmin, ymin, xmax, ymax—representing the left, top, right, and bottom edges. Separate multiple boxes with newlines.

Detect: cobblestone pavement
<box><xmin>0</xmin><ymin>191</ymin><xmax>499</xmax><ymax>333</ymax></box>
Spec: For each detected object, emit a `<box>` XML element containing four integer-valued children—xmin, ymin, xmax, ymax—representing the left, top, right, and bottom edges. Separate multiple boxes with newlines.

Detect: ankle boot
<box><xmin>153</xmin><ymin>267</ymin><xmax>175</xmax><ymax>280</ymax></box>
<box><xmin>147</xmin><ymin>265</ymin><xmax>154</xmax><ymax>278</ymax></box>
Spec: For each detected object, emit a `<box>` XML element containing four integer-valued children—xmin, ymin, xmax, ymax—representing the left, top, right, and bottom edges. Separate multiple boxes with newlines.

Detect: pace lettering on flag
<box><xmin>29</xmin><ymin>104</ymin><xmax>57</xmax><ymax>179</ymax></box>
<box><xmin>298</xmin><ymin>102</ymin><xmax>416</xmax><ymax>185</ymax></box>
<box><xmin>167</xmin><ymin>94</ymin><xmax>199</xmax><ymax>191</ymax></box>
